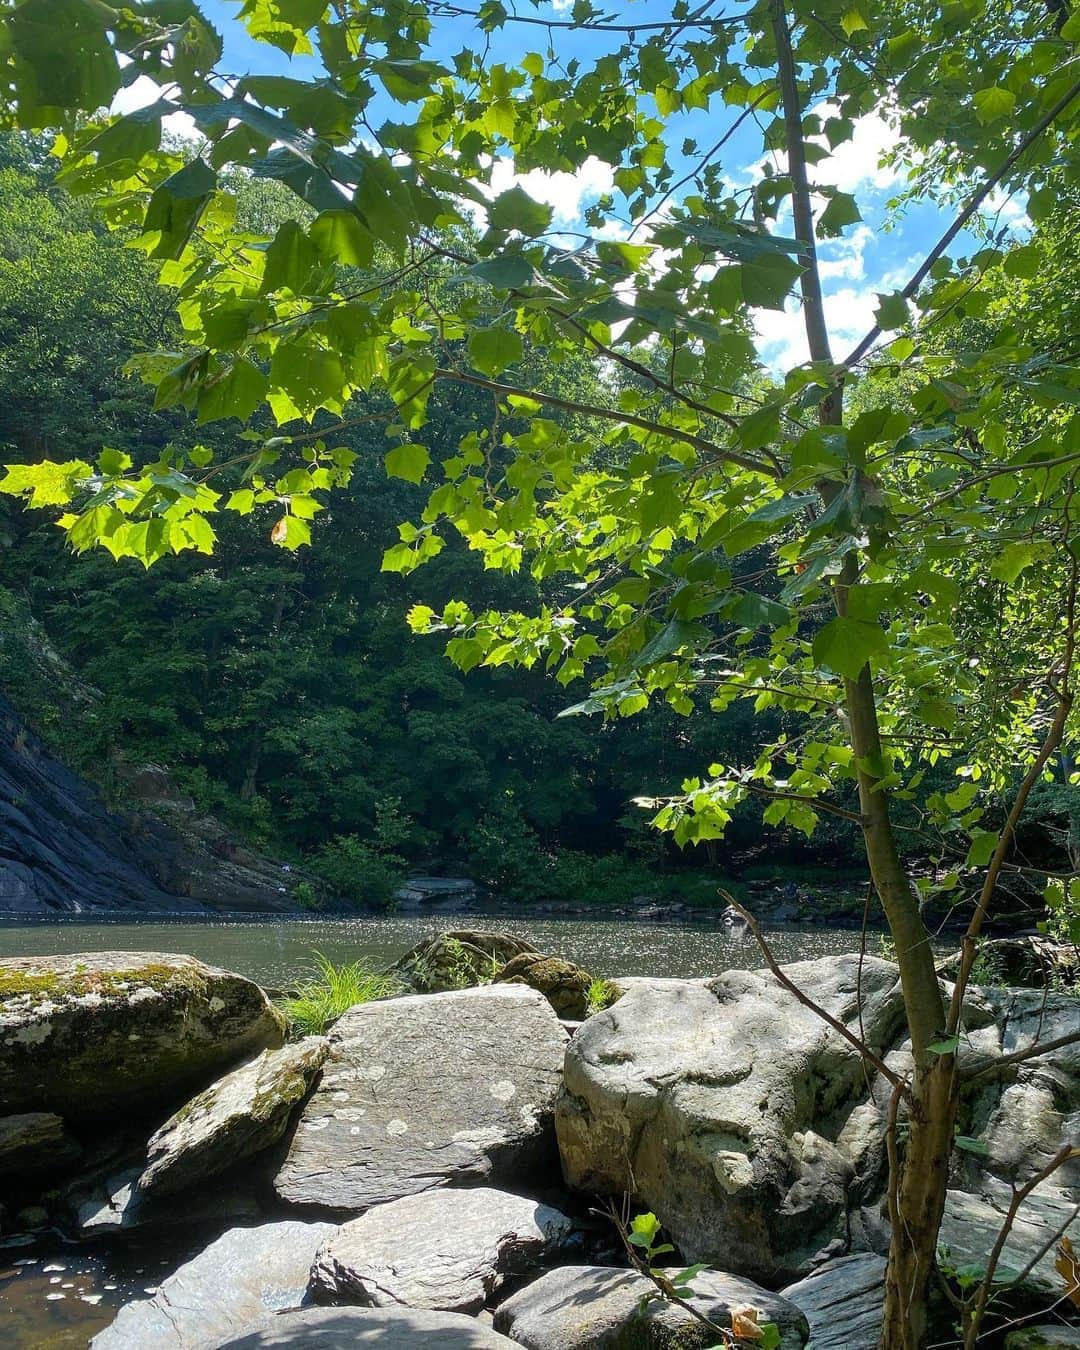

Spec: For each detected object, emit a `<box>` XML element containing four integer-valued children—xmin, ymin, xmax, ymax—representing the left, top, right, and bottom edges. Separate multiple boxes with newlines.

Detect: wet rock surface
<box><xmin>91</xmin><ymin>1220</ymin><xmax>335</xmax><ymax>1349</ymax></box>
<box><xmin>274</xmin><ymin>985</ymin><xmax>567</xmax><ymax>1212</ymax></box>
<box><xmin>309</xmin><ymin>1186</ymin><xmax>573</xmax><ymax>1312</ymax></box>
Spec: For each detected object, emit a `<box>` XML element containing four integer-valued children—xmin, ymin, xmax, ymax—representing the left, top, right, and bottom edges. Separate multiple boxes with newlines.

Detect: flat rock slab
<box><xmin>310</xmin><ymin>1186</ymin><xmax>573</xmax><ymax>1312</ymax></box>
<box><xmin>138</xmin><ymin>1036</ymin><xmax>329</xmax><ymax>1197</ymax></box>
<box><xmin>274</xmin><ymin>985</ymin><xmax>568</xmax><ymax>1212</ymax></box>
<box><xmin>940</xmin><ymin>1186</ymin><xmax>1080</xmax><ymax>1297</ymax></box>
<box><xmin>210</xmin><ymin>1305</ymin><xmax>518</xmax><ymax>1347</ymax></box>
<box><xmin>782</xmin><ymin>1253</ymin><xmax>886</xmax><ymax>1350</ymax></box>
<box><xmin>92</xmin><ymin>1220</ymin><xmax>334</xmax><ymax>1348</ymax></box>
<box><xmin>492</xmin><ymin>1264</ymin><xmax>809</xmax><ymax>1349</ymax></box>
<box><xmin>0</xmin><ymin>952</ymin><xmax>285</xmax><ymax>1123</ymax></box>
<box><xmin>0</xmin><ymin>1111</ymin><xmax>80</xmax><ymax>1176</ymax></box>
<box><xmin>1006</xmin><ymin>1328</ymin><xmax>1080</xmax><ymax>1348</ymax></box>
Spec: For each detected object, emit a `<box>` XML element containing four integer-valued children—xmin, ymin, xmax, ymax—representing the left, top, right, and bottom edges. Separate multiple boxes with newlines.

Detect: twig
<box><xmin>721</xmin><ymin>891</ymin><xmax>906</xmax><ymax>1090</ymax></box>
<box><xmin>962</xmin><ymin>1143</ymin><xmax>1080</xmax><ymax>1348</ymax></box>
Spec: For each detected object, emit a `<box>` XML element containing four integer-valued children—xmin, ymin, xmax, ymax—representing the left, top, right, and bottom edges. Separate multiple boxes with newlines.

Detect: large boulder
<box><xmin>492</xmin><ymin>1264</ymin><xmax>809</xmax><ymax>1349</ymax></box>
<box><xmin>137</xmin><ymin>1036</ymin><xmax>329</xmax><ymax>1198</ymax></box>
<box><xmin>0</xmin><ymin>952</ymin><xmax>285</xmax><ymax>1122</ymax></box>
<box><xmin>0</xmin><ymin>1111</ymin><xmax>80</xmax><ymax>1177</ymax></box>
<box><xmin>390</xmin><ymin>930</ymin><xmax>536</xmax><ymax>992</ymax></box>
<box><xmin>274</xmin><ymin>985</ymin><xmax>568</xmax><ymax>1212</ymax></box>
<box><xmin>493</xmin><ymin>953</ymin><xmax>594</xmax><ymax>1020</ymax></box>
<box><xmin>939</xmin><ymin>1184</ymin><xmax>1080</xmax><ymax>1298</ymax></box>
<box><xmin>781</xmin><ymin>1253</ymin><xmax>886</xmax><ymax>1350</ymax></box>
<box><xmin>92</xmin><ymin>1220</ymin><xmax>334</xmax><ymax>1348</ymax></box>
<box><xmin>212</xmin><ymin>1305</ymin><xmax>518</xmax><ymax>1348</ymax></box>
<box><xmin>556</xmin><ymin>955</ymin><xmax>907</xmax><ymax>1280</ymax></box>
<box><xmin>309</xmin><ymin>1187</ymin><xmax>573</xmax><ymax>1312</ymax></box>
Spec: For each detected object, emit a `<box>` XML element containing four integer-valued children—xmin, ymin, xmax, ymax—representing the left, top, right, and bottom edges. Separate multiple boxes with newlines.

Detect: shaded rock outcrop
<box><xmin>0</xmin><ymin>694</ymin><xmax>312</xmax><ymax>915</ymax></box>
<box><xmin>92</xmin><ymin>1220</ymin><xmax>335</xmax><ymax>1349</ymax></box>
<box><xmin>310</xmin><ymin>1187</ymin><xmax>573</xmax><ymax>1312</ymax></box>
<box><xmin>492</xmin><ymin>1264</ymin><xmax>809</xmax><ymax>1350</ymax></box>
<box><xmin>0</xmin><ymin>952</ymin><xmax>285</xmax><ymax>1122</ymax></box>
<box><xmin>0</xmin><ymin>1110</ymin><xmax>80</xmax><ymax>1177</ymax></box>
<box><xmin>274</xmin><ymin>984</ymin><xmax>567</xmax><ymax>1212</ymax></box>
<box><xmin>137</xmin><ymin>1036</ymin><xmax>329</xmax><ymax>1197</ymax></box>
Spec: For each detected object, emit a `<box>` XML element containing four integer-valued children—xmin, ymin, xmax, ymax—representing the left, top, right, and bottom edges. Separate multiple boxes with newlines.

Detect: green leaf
<box><xmin>262</xmin><ymin>220</ymin><xmax>317</xmax><ymax>294</ymax></box>
<box><xmin>874</xmin><ymin>292</ymin><xmax>911</xmax><ymax>331</ymax></box>
<box><xmin>965</xmin><ymin>830</ymin><xmax>998</xmax><ymax>868</ymax></box>
<box><xmin>488</xmin><ymin>185</ymin><xmax>553</xmax><ymax>236</ymax></box>
<box><xmin>817</xmin><ymin>192</ymin><xmax>861</xmax><ymax>237</ymax></box>
<box><xmin>840</xmin><ymin>8</ymin><xmax>869</xmax><ymax>37</ymax></box>
<box><xmin>8</xmin><ymin>0</ymin><xmax>122</xmax><ymax>117</ymax></box>
<box><xmin>467</xmin><ymin>252</ymin><xmax>535</xmax><ymax>289</ymax></box>
<box><xmin>954</xmin><ymin>1134</ymin><xmax>990</xmax><ymax>1157</ymax></box>
<box><xmin>197</xmin><ymin>358</ymin><xmax>268</xmax><ymax>424</ymax></box>
<box><xmin>310</xmin><ymin>210</ymin><xmax>374</xmax><ymax>267</ymax></box>
<box><xmin>973</xmin><ymin>86</ymin><xmax>1016</xmax><ymax>125</ymax></box>
<box><xmin>727</xmin><ymin>593</ymin><xmax>792</xmax><ymax>629</ymax></box>
<box><xmin>270</xmin><ymin>515</ymin><xmax>312</xmax><ymax>549</ymax></box>
<box><xmin>385</xmin><ymin>442</ymin><xmax>431</xmax><ymax>484</ymax></box>
<box><xmin>928</xmin><ymin>1035</ymin><xmax>960</xmax><ymax>1055</ymax></box>
<box><xmin>812</xmin><ymin>616</ymin><xmax>889</xmax><ymax>679</ymax></box>
<box><xmin>989</xmin><ymin>540</ymin><xmax>1051</xmax><ymax>583</ymax></box>
<box><xmin>142</xmin><ymin>159</ymin><xmax>217</xmax><ymax>260</ymax></box>
<box><xmin>467</xmin><ymin>326</ymin><xmax>523</xmax><ymax>376</ymax></box>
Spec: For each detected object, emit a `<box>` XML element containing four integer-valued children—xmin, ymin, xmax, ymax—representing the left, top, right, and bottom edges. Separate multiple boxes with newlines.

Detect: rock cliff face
<box><xmin>0</xmin><ymin>695</ymin><xmax>300</xmax><ymax>915</ymax></box>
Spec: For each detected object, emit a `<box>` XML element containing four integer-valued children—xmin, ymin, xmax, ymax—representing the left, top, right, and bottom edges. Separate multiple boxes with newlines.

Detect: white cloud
<box><xmin>111</xmin><ymin>74</ymin><xmax>196</xmax><ymax>140</ymax></box>
<box><xmin>489</xmin><ymin>154</ymin><xmax>615</xmax><ymax>227</ymax></box>
<box><xmin>813</xmin><ymin>107</ymin><xmax>903</xmax><ymax>194</ymax></box>
<box><xmin>817</xmin><ymin>223</ymin><xmax>874</xmax><ymax>283</ymax></box>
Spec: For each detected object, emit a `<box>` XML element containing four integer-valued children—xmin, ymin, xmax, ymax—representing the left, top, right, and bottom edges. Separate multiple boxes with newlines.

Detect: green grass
<box><xmin>585</xmin><ymin>976</ymin><xmax>620</xmax><ymax>1017</ymax></box>
<box><xmin>277</xmin><ymin>952</ymin><xmax>400</xmax><ymax>1036</ymax></box>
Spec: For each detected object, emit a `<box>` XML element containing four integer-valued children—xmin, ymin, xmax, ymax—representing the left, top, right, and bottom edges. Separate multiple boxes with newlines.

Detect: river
<box><xmin>0</xmin><ymin>913</ymin><xmax>884</xmax><ymax>988</ymax></box>
<box><xmin>0</xmin><ymin>912</ymin><xmax>894</xmax><ymax>1347</ymax></box>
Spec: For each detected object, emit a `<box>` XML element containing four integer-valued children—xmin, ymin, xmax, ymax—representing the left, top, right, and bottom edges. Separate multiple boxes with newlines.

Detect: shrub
<box><xmin>310</xmin><ymin>834</ymin><xmax>406</xmax><ymax>910</ymax></box>
<box><xmin>278</xmin><ymin>951</ymin><xmax>400</xmax><ymax>1036</ymax></box>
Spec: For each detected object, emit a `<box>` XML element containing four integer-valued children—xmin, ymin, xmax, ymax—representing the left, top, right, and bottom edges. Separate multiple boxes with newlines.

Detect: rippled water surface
<box><xmin>0</xmin><ymin>913</ymin><xmax>879</xmax><ymax>986</ymax></box>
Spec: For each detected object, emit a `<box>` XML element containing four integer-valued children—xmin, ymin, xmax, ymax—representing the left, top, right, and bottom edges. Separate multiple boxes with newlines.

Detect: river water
<box><xmin>0</xmin><ymin>913</ymin><xmax>882</xmax><ymax>988</ymax></box>
<box><xmin>0</xmin><ymin>913</ymin><xmax>890</xmax><ymax>1347</ymax></box>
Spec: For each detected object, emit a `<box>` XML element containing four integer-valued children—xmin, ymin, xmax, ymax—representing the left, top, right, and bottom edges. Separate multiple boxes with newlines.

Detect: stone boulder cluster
<box><xmin>1</xmin><ymin>938</ymin><xmax>1077</xmax><ymax>1348</ymax></box>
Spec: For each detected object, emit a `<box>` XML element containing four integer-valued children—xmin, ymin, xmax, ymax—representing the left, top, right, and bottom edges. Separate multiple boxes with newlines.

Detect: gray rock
<box><xmin>0</xmin><ymin>1111</ymin><xmax>80</xmax><ymax>1176</ymax></box>
<box><xmin>782</xmin><ymin>1253</ymin><xmax>886</xmax><ymax>1350</ymax></box>
<box><xmin>211</xmin><ymin>1305</ymin><xmax>518</xmax><ymax>1347</ymax></box>
<box><xmin>492</xmin><ymin>1264</ymin><xmax>809</xmax><ymax>1349</ymax></box>
<box><xmin>74</xmin><ymin>1164</ymin><xmax>264</xmax><ymax>1233</ymax></box>
<box><xmin>0</xmin><ymin>952</ymin><xmax>285</xmax><ymax>1122</ymax></box>
<box><xmin>92</xmin><ymin>1220</ymin><xmax>335</xmax><ymax>1348</ymax></box>
<box><xmin>310</xmin><ymin>1187</ymin><xmax>573</xmax><ymax>1312</ymax></box>
<box><xmin>556</xmin><ymin>956</ymin><xmax>906</xmax><ymax>1280</ymax></box>
<box><xmin>138</xmin><ymin>1037</ymin><xmax>329</xmax><ymax>1197</ymax></box>
<box><xmin>939</xmin><ymin>1183</ymin><xmax>1080</xmax><ymax>1297</ymax></box>
<box><xmin>274</xmin><ymin>985</ymin><xmax>567</xmax><ymax>1212</ymax></box>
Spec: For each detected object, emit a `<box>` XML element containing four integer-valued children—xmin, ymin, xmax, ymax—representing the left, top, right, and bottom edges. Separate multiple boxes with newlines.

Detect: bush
<box><xmin>278</xmin><ymin>952</ymin><xmax>401</xmax><ymax>1036</ymax></box>
<box><xmin>310</xmin><ymin>834</ymin><xmax>406</xmax><ymax>910</ymax></box>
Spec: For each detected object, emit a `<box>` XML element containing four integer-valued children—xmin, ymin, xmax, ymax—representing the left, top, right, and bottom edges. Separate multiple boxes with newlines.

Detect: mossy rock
<box><xmin>0</xmin><ymin>952</ymin><xmax>285</xmax><ymax>1123</ymax></box>
<box><xmin>390</xmin><ymin>930</ymin><xmax>537</xmax><ymax>993</ymax></box>
<box><xmin>494</xmin><ymin>952</ymin><xmax>594</xmax><ymax>1019</ymax></box>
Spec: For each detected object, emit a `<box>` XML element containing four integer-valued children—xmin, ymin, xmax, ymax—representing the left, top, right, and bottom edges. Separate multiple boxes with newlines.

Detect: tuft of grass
<box><xmin>278</xmin><ymin>951</ymin><xmax>400</xmax><ymax>1036</ymax></box>
<box><xmin>585</xmin><ymin>976</ymin><xmax>620</xmax><ymax>1017</ymax></box>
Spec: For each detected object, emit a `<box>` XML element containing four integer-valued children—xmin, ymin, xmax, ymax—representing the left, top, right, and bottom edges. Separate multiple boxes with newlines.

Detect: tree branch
<box><xmin>432</xmin><ymin>367</ymin><xmax>773</xmax><ymax>476</ymax></box>
<box><xmin>722</xmin><ymin>892</ymin><xmax>906</xmax><ymax>1089</ymax></box>
<box><xmin>843</xmin><ymin>75</ymin><xmax>1080</xmax><ymax>372</ymax></box>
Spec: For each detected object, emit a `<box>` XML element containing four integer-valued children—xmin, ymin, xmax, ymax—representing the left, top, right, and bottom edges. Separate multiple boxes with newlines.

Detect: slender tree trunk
<box><xmin>770</xmin><ymin>6</ymin><xmax>957</xmax><ymax>1344</ymax></box>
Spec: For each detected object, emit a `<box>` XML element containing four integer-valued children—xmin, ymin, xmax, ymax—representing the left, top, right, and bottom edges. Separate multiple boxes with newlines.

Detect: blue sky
<box><xmin>115</xmin><ymin>0</ymin><xmax>1028</xmax><ymax>372</ymax></box>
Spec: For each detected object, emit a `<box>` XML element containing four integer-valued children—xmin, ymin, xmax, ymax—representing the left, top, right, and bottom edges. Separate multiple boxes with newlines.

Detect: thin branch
<box><xmin>844</xmin><ymin>74</ymin><xmax>1080</xmax><ymax>371</ymax></box>
<box><xmin>966</xmin><ymin>1028</ymin><xmax>1080</xmax><ymax>1083</ymax></box>
<box><xmin>962</xmin><ymin>1143</ymin><xmax>1080</xmax><ymax>1348</ymax></box>
<box><xmin>432</xmin><ymin>367</ymin><xmax>773</xmax><ymax>476</ymax></box>
<box><xmin>427</xmin><ymin>4</ymin><xmax>752</xmax><ymax>32</ymax></box>
<box><xmin>722</xmin><ymin>891</ymin><xmax>906</xmax><ymax>1089</ymax></box>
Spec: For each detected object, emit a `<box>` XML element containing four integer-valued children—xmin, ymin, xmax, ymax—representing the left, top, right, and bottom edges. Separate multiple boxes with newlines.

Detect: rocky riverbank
<box><xmin>1</xmin><ymin>937</ymin><xmax>1078</xmax><ymax>1348</ymax></box>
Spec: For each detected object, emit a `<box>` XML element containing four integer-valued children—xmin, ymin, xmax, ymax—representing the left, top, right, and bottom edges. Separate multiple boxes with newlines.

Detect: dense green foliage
<box><xmin>0</xmin><ymin>145</ymin><xmax>809</xmax><ymax>903</ymax></box>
